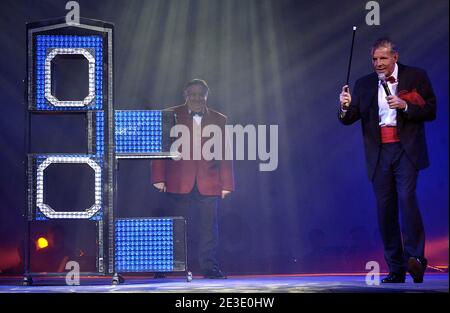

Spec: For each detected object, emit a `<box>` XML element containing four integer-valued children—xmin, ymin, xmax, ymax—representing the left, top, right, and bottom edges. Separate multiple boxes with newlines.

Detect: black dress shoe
<box><xmin>408</xmin><ymin>257</ymin><xmax>427</xmax><ymax>283</ymax></box>
<box><xmin>203</xmin><ymin>268</ymin><xmax>227</xmax><ymax>279</ymax></box>
<box><xmin>381</xmin><ymin>272</ymin><xmax>405</xmax><ymax>283</ymax></box>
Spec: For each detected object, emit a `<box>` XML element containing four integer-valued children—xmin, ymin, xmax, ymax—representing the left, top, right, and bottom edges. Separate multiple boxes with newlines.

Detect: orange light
<box><xmin>36</xmin><ymin>237</ymin><xmax>49</xmax><ymax>250</ymax></box>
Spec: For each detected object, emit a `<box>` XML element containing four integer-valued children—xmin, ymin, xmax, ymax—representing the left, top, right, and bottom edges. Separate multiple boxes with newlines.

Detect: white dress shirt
<box><xmin>378</xmin><ymin>63</ymin><xmax>399</xmax><ymax>126</ymax></box>
<box><xmin>193</xmin><ymin>115</ymin><xmax>202</xmax><ymax>125</ymax></box>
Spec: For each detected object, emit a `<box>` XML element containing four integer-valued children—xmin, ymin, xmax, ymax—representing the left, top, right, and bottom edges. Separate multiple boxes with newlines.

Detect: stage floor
<box><xmin>0</xmin><ymin>273</ymin><xmax>448</xmax><ymax>293</ymax></box>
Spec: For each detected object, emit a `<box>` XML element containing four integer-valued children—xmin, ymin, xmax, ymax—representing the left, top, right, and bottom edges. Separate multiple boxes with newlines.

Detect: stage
<box><xmin>0</xmin><ymin>2</ymin><xmax>448</xmax><ymax>307</ymax></box>
<box><xmin>0</xmin><ymin>273</ymin><xmax>447</xmax><ymax>293</ymax></box>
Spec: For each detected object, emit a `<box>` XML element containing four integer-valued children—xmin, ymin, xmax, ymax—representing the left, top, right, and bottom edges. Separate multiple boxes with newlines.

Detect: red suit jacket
<box><xmin>151</xmin><ymin>104</ymin><xmax>235</xmax><ymax>196</ymax></box>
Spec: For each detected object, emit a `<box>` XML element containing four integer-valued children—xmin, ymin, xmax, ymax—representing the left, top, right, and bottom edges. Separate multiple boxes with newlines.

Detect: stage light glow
<box><xmin>36</xmin><ymin>237</ymin><xmax>49</xmax><ymax>250</ymax></box>
<box><xmin>35</xmin><ymin>35</ymin><xmax>103</xmax><ymax>110</ymax></box>
<box><xmin>115</xmin><ymin>111</ymin><xmax>163</xmax><ymax>153</ymax></box>
<box><xmin>115</xmin><ymin>218</ymin><xmax>174</xmax><ymax>272</ymax></box>
<box><xmin>35</xmin><ymin>155</ymin><xmax>102</xmax><ymax>219</ymax></box>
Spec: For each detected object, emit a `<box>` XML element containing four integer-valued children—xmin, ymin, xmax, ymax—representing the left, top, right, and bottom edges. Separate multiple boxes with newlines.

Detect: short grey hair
<box><xmin>183</xmin><ymin>79</ymin><xmax>209</xmax><ymax>94</ymax></box>
<box><xmin>371</xmin><ymin>37</ymin><xmax>398</xmax><ymax>55</ymax></box>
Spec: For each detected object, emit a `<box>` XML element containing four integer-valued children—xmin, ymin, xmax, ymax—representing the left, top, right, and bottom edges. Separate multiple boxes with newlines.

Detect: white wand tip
<box><xmin>353</xmin><ymin>26</ymin><xmax>357</xmax><ymax>30</ymax></box>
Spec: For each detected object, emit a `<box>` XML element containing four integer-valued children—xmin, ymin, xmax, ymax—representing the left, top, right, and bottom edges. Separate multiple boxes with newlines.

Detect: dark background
<box><xmin>0</xmin><ymin>0</ymin><xmax>448</xmax><ymax>275</ymax></box>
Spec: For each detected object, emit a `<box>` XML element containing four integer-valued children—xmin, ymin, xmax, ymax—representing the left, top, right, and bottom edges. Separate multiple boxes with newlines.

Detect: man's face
<box><xmin>372</xmin><ymin>46</ymin><xmax>398</xmax><ymax>77</ymax></box>
<box><xmin>184</xmin><ymin>84</ymin><xmax>208</xmax><ymax>111</ymax></box>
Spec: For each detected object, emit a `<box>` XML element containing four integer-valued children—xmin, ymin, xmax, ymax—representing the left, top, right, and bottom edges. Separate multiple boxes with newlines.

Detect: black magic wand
<box><xmin>343</xmin><ymin>26</ymin><xmax>357</xmax><ymax>106</ymax></box>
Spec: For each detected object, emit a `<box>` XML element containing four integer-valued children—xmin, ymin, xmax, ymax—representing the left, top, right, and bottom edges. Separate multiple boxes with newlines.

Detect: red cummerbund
<box><xmin>380</xmin><ymin>126</ymin><xmax>400</xmax><ymax>143</ymax></box>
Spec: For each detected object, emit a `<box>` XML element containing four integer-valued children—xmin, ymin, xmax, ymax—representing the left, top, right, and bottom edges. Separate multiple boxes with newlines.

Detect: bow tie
<box><xmin>385</xmin><ymin>76</ymin><xmax>397</xmax><ymax>84</ymax></box>
<box><xmin>190</xmin><ymin>110</ymin><xmax>204</xmax><ymax>117</ymax></box>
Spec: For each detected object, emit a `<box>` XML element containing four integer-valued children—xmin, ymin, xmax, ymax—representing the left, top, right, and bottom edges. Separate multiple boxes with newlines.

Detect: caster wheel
<box><xmin>23</xmin><ymin>277</ymin><xmax>33</xmax><ymax>286</ymax></box>
<box><xmin>112</xmin><ymin>273</ymin><xmax>124</xmax><ymax>285</ymax></box>
<box><xmin>186</xmin><ymin>271</ymin><xmax>193</xmax><ymax>282</ymax></box>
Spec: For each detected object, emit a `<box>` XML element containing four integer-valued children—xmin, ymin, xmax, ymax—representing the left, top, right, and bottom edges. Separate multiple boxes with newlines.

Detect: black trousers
<box><xmin>165</xmin><ymin>185</ymin><xmax>219</xmax><ymax>273</ymax></box>
<box><xmin>372</xmin><ymin>142</ymin><xmax>426</xmax><ymax>274</ymax></box>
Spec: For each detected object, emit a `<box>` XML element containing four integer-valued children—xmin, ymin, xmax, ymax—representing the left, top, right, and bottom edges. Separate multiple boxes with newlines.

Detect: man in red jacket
<box><xmin>151</xmin><ymin>79</ymin><xmax>234</xmax><ymax>279</ymax></box>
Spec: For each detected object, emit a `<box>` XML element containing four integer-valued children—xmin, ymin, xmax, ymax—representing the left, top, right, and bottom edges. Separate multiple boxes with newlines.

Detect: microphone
<box><xmin>378</xmin><ymin>73</ymin><xmax>392</xmax><ymax>96</ymax></box>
